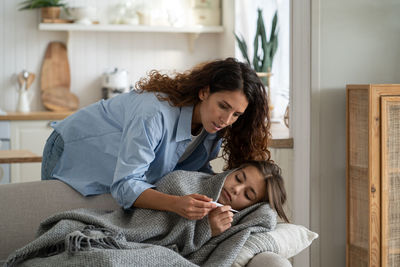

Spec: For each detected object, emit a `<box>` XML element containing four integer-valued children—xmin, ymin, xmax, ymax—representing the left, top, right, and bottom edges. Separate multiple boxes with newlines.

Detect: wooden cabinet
<box><xmin>346</xmin><ymin>84</ymin><xmax>400</xmax><ymax>267</ymax></box>
<box><xmin>10</xmin><ymin>120</ymin><xmax>54</xmax><ymax>183</ymax></box>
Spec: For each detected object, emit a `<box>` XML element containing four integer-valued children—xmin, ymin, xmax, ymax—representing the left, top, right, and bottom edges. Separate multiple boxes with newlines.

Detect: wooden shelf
<box><xmin>0</xmin><ymin>111</ymin><xmax>74</xmax><ymax>121</ymax></box>
<box><xmin>0</xmin><ymin>150</ymin><xmax>42</xmax><ymax>163</ymax></box>
<box><xmin>39</xmin><ymin>23</ymin><xmax>224</xmax><ymax>34</ymax></box>
<box><xmin>38</xmin><ymin>23</ymin><xmax>224</xmax><ymax>52</ymax></box>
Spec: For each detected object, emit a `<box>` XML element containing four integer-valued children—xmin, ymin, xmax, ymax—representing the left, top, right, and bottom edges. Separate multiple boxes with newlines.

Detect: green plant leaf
<box><xmin>234</xmin><ymin>7</ymin><xmax>279</xmax><ymax>75</ymax></box>
<box><xmin>258</xmin><ymin>10</ymin><xmax>269</xmax><ymax>72</ymax></box>
<box><xmin>269</xmin><ymin>11</ymin><xmax>278</xmax><ymax>44</ymax></box>
<box><xmin>253</xmin><ymin>9</ymin><xmax>266</xmax><ymax>72</ymax></box>
<box><xmin>18</xmin><ymin>0</ymin><xmax>67</xmax><ymax>10</ymax></box>
<box><xmin>270</xmin><ymin>32</ymin><xmax>279</xmax><ymax>68</ymax></box>
<box><xmin>234</xmin><ymin>33</ymin><xmax>251</xmax><ymax>65</ymax></box>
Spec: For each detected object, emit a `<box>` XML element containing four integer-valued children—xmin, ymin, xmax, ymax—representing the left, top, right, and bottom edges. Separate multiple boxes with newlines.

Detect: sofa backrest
<box><xmin>0</xmin><ymin>180</ymin><xmax>119</xmax><ymax>261</ymax></box>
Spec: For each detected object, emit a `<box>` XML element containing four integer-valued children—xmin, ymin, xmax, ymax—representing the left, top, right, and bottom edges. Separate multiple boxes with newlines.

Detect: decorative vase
<box><xmin>17</xmin><ymin>90</ymin><xmax>30</xmax><ymax>113</ymax></box>
<box><xmin>41</xmin><ymin>7</ymin><xmax>61</xmax><ymax>21</ymax></box>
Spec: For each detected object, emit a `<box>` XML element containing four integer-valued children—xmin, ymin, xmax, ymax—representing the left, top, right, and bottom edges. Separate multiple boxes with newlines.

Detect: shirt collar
<box><xmin>176</xmin><ymin>105</ymin><xmax>194</xmax><ymax>142</ymax></box>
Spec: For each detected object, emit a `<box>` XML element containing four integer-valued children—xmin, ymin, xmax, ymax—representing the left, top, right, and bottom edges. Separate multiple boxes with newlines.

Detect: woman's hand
<box><xmin>208</xmin><ymin>206</ymin><xmax>234</xmax><ymax>237</ymax></box>
<box><xmin>173</xmin><ymin>194</ymin><xmax>216</xmax><ymax>220</ymax></box>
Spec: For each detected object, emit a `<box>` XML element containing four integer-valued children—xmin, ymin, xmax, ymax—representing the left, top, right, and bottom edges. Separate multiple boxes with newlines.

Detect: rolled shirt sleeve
<box><xmin>111</xmin><ymin>112</ymin><xmax>163</xmax><ymax>209</ymax></box>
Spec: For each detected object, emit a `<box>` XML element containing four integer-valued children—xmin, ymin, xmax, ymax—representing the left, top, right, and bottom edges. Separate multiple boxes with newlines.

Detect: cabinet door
<box><xmin>381</xmin><ymin>96</ymin><xmax>400</xmax><ymax>267</ymax></box>
<box><xmin>10</xmin><ymin>121</ymin><xmax>54</xmax><ymax>183</ymax></box>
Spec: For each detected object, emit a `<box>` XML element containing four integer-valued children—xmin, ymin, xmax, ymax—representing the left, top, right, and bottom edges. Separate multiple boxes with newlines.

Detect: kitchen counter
<box><xmin>0</xmin><ymin>150</ymin><xmax>42</xmax><ymax>163</ymax></box>
<box><xmin>0</xmin><ymin>111</ymin><xmax>74</xmax><ymax>120</ymax></box>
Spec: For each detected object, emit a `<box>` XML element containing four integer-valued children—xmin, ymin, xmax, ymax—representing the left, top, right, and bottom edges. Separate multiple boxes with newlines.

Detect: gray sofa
<box><xmin>0</xmin><ymin>180</ymin><xmax>291</xmax><ymax>266</ymax></box>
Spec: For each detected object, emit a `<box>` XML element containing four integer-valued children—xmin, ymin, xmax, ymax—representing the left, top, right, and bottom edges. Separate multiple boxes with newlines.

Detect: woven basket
<box><xmin>41</xmin><ymin>7</ymin><xmax>61</xmax><ymax>21</ymax></box>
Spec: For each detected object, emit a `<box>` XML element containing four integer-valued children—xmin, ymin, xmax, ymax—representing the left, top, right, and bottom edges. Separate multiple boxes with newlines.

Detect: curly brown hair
<box><xmin>135</xmin><ymin>57</ymin><xmax>271</xmax><ymax>169</ymax></box>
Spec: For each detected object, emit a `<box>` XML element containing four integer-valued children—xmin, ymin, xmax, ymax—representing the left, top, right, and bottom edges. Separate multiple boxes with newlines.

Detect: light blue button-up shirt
<box><xmin>52</xmin><ymin>91</ymin><xmax>221</xmax><ymax>209</ymax></box>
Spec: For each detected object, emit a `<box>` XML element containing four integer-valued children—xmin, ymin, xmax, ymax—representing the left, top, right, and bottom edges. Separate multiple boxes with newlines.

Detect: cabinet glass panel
<box><xmin>381</xmin><ymin>97</ymin><xmax>400</xmax><ymax>267</ymax></box>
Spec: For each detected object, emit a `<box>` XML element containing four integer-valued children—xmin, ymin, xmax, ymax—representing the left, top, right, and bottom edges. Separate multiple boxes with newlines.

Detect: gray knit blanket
<box><xmin>5</xmin><ymin>170</ymin><xmax>277</xmax><ymax>267</ymax></box>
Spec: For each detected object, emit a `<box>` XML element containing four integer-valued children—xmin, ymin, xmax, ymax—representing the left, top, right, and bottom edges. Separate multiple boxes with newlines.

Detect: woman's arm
<box><xmin>133</xmin><ymin>188</ymin><xmax>217</xmax><ymax>220</ymax></box>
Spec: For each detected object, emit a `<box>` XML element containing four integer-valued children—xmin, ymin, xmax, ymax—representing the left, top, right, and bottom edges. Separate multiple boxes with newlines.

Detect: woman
<box><xmin>41</xmin><ymin>57</ymin><xmax>270</xmax><ymax>220</ymax></box>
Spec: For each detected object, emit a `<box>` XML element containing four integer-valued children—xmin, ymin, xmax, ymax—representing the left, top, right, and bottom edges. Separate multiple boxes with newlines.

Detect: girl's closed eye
<box><xmin>235</xmin><ymin>174</ymin><xmax>242</xmax><ymax>183</ymax></box>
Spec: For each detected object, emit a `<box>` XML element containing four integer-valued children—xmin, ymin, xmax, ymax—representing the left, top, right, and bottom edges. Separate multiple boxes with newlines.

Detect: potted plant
<box><xmin>235</xmin><ymin>8</ymin><xmax>278</xmax><ymax>109</ymax></box>
<box><xmin>19</xmin><ymin>0</ymin><xmax>68</xmax><ymax>21</ymax></box>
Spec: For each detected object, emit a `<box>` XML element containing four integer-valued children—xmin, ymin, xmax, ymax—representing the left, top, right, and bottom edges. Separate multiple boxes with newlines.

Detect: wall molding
<box><xmin>291</xmin><ymin>0</ymin><xmax>312</xmax><ymax>266</ymax></box>
<box><xmin>310</xmin><ymin>0</ymin><xmax>321</xmax><ymax>266</ymax></box>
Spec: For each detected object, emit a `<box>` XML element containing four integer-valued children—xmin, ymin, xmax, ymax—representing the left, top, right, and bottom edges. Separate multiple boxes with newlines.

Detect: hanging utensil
<box><xmin>26</xmin><ymin>73</ymin><xmax>36</xmax><ymax>90</ymax></box>
<box><xmin>18</xmin><ymin>74</ymin><xmax>25</xmax><ymax>91</ymax></box>
<box><xmin>17</xmin><ymin>70</ymin><xmax>29</xmax><ymax>91</ymax></box>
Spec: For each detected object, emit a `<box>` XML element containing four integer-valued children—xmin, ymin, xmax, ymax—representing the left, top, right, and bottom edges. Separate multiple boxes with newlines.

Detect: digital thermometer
<box><xmin>210</xmin><ymin>201</ymin><xmax>238</xmax><ymax>213</ymax></box>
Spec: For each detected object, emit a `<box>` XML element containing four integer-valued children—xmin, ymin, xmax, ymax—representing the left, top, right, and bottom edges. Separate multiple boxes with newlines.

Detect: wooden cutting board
<box><xmin>40</xmin><ymin>42</ymin><xmax>79</xmax><ymax>111</ymax></box>
<box><xmin>42</xmin><ymin>87</ymin><xmax>79</xmax><ymax>111</ymax></box>
<box><xmin>41</xmin><ymin>42</ymin><xmax>71</xmax><ymax>92</ymax></box>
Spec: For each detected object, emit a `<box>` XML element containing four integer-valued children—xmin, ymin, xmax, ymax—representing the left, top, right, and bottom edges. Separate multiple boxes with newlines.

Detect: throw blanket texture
<box><xmin>5</xmin><ymin>170</ymin><xmax>277</xmax><ymax>267</ymax></box>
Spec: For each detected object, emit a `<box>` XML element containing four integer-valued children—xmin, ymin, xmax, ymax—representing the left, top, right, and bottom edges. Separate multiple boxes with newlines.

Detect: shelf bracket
<box><xmin>187</xmin><ymin>33</ymin><xmax>199</xmax><ymax>53</ymax></box>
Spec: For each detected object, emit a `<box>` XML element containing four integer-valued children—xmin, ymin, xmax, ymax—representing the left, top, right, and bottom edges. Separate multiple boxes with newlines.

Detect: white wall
<box><xmin>312</xmin><ymin>0</ymin><xmax>400</xmax><ymax>266</ymax></box>
<box><xmin>0</xmin><ymin>0</ymin><xmax>225</xmax><ymax>112</ymax></box>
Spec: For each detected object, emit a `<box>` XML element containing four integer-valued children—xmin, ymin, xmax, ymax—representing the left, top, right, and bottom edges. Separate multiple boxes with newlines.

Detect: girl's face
<box><xmin>193</xmin><ymin>87</ymin><xmax>248</xmax><ymax>133</ymax></box>
<box><xmin>218</xmin><ymin>165</ymin><xmax>267</xmax><ymax>211</ymax></box>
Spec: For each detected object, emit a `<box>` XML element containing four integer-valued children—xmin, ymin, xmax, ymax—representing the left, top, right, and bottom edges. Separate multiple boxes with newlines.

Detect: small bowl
<box><xmin>68</xmin><ymin>7</ymin><xmax>96</xmax><ymax>25</ymax></box>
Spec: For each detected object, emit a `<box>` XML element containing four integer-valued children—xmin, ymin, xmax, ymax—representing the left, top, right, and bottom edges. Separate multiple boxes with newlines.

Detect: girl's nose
<box><xmin>232</xmin><ymin>184</ymin><xmax>244</xmax><ymax>195</ymax></box>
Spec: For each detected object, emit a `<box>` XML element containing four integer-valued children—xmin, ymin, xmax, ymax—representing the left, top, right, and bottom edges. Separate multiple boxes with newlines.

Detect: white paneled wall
<box><xmin>0</xmin><ymin>0</ymin><xmax>66</xmax><ymax>112</ymax></box>
<box><xmin>0</xmin><ymin>0</ymin><xmax>224</xmax><ymax>111</ymax></box>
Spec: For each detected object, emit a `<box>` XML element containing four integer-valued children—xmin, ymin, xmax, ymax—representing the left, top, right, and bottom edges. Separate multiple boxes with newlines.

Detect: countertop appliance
<box><xmin>102</xmin><ymin>68</ymin><xmax>130</xmax><ymax>99</ymax></box>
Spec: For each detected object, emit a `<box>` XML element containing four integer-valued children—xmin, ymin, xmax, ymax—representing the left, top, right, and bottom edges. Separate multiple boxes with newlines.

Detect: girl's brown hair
<box><xmin>241</xmin><ymin>160</ymin><xmax>289</xmax><ymax>223</ymax></box>
<box><xmin>135</xmin><ymin>57</ymin><xmax>271</xmax><ymax>169</ymax></box>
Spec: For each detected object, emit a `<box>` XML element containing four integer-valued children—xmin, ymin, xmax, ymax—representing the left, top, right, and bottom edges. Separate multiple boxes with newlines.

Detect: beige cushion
<box><xmin>232</xmin><ymin>223</ymin><xmax>318</xmax><ymax>267</ymax></box>
<box><xmin>247</xmin><ymin>251</ymin><xmax>292</xmax><ymax>267</ymax></box>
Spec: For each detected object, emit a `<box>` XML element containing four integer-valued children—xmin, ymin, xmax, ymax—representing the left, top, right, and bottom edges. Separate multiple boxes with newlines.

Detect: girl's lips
<box><xmin>223</xmin><ymin>188</ymin><xmax>231</xmax><ymax>203</ymax></box>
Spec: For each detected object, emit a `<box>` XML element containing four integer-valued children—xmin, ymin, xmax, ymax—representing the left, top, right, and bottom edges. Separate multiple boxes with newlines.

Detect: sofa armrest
<box><xmin>0</xmin><ymin>180</ymin><xmax>119</xmax><ymax>261</ymax></box>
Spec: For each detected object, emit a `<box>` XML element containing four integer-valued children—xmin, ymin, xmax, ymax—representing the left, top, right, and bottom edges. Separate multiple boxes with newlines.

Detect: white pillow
<box><xmin>232</xmin><ymin>223</ymin><xmax>318</xmax><ymax>267</ymax></box>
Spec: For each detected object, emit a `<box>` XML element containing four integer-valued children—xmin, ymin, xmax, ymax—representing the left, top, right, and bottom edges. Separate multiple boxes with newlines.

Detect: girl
<box><xmin>41</xmin><ymin>57</ymin><xmax>270</xmax><ymax>220</ymax></box>
<box><xmin>209</xmin><ymin>160</ymin><xmax>289</xmax><ymax>236</ymax></box>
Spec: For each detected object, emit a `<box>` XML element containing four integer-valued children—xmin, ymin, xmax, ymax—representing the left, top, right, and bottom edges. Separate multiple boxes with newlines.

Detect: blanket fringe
<box><xmin>5</xmin><ymin>225</ymin><xmax>124</xmax><ymax>267</ymax></box>
<box><xmin>66</xmin><ymin>225</ymin><xmax>124</xmax><ymax>254</ymax></box>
